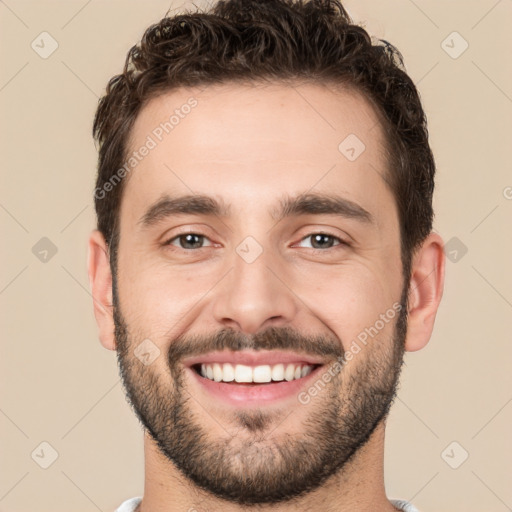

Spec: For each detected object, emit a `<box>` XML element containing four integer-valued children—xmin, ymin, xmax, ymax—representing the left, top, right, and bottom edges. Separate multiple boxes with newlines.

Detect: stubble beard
<box><xmin>113</xmin><ymin>284</ymin><xmax>407</xmax><ymax>506</ymax></box>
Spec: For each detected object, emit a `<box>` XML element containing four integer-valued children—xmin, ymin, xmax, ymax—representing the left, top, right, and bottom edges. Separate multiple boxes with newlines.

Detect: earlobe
<box><xmin>87</xmin><ymin>229</ymin><xmax>117</xmax><ymax>351</ymax></box>
<box><xmin>404</xmin><ymin>232</ymin><xmax>446</xmax><ymax>352</ymax></box>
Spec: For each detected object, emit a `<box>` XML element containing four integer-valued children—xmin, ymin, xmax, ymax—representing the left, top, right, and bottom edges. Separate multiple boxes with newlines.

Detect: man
<box><xmin>88</xmin><ymin>1</ymin><xmax>445</xmax><ymax>511</ymax></box>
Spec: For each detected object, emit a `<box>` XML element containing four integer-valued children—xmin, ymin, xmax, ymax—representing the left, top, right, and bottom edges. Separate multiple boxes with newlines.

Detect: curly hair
<box><xmin>92</xmin><ymin>0</ymin><xmax>435</xmax><ymax>282</ymax></box>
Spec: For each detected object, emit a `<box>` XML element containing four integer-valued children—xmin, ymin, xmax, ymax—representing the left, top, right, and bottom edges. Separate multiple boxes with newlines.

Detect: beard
<box><xmin>113</xmin><ymin>283</ymin><xmax>408</xmax><ymax>506</ymax></box>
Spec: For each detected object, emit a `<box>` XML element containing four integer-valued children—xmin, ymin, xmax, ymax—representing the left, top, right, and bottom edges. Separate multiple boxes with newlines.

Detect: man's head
<box><xmin>88</xmin><ymin>0</ymin><xmax>445</xmax><ymax>507</ymax></box>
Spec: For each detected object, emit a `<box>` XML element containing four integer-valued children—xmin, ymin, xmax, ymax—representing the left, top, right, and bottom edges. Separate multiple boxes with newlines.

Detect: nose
<box><xmin>211</xmin><ymin>246</ymin><xmax>299</xmax><ymax>335</ymax></box>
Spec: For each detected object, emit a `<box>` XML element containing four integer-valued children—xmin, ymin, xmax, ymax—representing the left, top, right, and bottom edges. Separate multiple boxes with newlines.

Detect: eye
<box><xmin>162</xmin><ymin>231</ymin><xmax>348</xmax><ymax>252</ymax></box>
<box><xmin>296</xmin><ymin>233</ymin><xmax>347</xmax><ymax>250</ymax></box>
<box><xmin>164</xmin><ymin>233</ymin><xmax>214</xmax><ymax>250</ymax></box>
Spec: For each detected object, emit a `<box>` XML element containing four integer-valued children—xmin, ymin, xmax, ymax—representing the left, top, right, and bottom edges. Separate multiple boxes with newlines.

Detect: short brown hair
<box><xmin>92</xmin><ymin>0</ymin><xmax>435</xmax><ymax>283</ymax></box>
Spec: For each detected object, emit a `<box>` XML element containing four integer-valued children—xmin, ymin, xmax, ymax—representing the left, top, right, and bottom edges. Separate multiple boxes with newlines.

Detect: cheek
<box><xmin>289</xmin><ymin>261</ymin><xmax>400</xmax><ymax>349</ymax></box>
<box><xmin>117</xmin><ymin>250</ymin><xmax>221</xmax><ymax>337</ymax></box>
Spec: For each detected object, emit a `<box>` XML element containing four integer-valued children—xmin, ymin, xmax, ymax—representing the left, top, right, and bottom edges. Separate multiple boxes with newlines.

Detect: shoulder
<box><xmin>114</xmin><ymin>496</ymin><xmax>142</xmax><ymax>512</ymax></box>
<box><xmin>390</xmin><ymin>499</ymin><xmax>421</xmax><ymax>512</ymax></box>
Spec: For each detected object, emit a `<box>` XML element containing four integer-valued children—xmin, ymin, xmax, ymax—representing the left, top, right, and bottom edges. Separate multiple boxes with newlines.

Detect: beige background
<box><xmin>1</xmin><ymin>0</ymin><xmax>511</xmax><ymax>511</ymax></box>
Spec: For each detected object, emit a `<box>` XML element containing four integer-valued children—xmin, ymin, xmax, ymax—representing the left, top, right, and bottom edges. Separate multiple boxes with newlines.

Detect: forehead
<box><xmin>120</xmin><ymin>81</ymin><xmax>393</xmax><ymax>226</ymax></box>
<box><xmin>128</xmin><ymin>81</ymin><xmax>386</xmax><ymax>161</ymax></box>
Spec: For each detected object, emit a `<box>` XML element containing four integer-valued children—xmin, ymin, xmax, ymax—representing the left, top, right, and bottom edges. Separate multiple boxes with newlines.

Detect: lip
<box><xmin>182</xmin><ymin>349</ymin><xmax>327</xmax><ymax>368</ymax></box>
<box><xmin>185</xmin><ymin>361</ymin><xmax>325</xmax><ymax>407</ymax></box>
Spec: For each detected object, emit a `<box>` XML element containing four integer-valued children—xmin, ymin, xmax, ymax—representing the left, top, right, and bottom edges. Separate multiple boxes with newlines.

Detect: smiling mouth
<box><xmin>191</xmin><ymin>362</ymin><xmax>322</xmax><ymax>385</ymax></box>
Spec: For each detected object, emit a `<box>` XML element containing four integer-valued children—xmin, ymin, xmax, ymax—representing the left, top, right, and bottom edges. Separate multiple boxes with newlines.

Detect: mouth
<box><xmin>191</xmin><ymin>361</ymin><xmax>320</xmax><ymax>384</ymax></box>
<box><xmin>183</xmin><ymin>350</ymin><xmax>326</xmax><ymax>406</ymax></box>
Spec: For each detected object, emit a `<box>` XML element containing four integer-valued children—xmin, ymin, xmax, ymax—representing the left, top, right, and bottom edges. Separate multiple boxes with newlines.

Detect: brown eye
<box><xmin>297</xmin><ymin>233</ymin><xmax>346</xmax><ymax>250</ymax></box>
<box><xmin>165</xmin><ymin>233</ymin><xmax>212</xmax><ymax>250</ymax></box>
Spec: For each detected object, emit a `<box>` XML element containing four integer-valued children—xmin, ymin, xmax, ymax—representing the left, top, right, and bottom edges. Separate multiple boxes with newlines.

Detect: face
<box><xmin>112</xmin><ymin>82</ymin><xmax>407</xmax><ymax>505</ymax></box>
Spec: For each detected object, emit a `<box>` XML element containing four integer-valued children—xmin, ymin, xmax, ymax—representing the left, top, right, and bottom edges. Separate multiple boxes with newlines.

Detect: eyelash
<box><xmin>163</xmin><ymin>231</ymin><xmax>349</xmax><ymax>252</ymax></box>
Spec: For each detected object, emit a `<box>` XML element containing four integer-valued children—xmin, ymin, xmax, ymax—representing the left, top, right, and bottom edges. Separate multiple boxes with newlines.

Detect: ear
<box><xmin>404</xmin><ymin>232</ymin><xmax>446</xmax><ymax>352</ymax></box>
<box><xmin>87</xmin><ymin>229</ymin><xmax>116</xmax><ymax>351</ymax></box>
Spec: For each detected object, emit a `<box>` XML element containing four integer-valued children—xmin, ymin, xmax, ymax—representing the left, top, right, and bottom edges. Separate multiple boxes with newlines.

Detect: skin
<box><xmin>88</xmin><ymin>82</ymin><xmax>445</xmax><ymax>512</ymax></box>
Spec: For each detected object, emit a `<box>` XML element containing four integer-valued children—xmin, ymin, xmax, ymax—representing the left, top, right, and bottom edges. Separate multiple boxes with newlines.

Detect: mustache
<box><xmin>168</xmin><ymin>325</ymin><xmax>344</xmax><ymax>366</ymax></box>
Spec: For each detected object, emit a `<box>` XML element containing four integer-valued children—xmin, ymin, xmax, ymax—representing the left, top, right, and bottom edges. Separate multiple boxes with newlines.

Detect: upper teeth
<box><xmin>199</xmin><ymin>363</ymin><xmax>314</xmax><ymax>383</ymax></box>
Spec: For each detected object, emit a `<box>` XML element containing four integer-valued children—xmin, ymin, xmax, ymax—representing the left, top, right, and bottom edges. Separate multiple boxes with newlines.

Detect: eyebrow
<box><xmin>137</xmin><ymin>192</ymin><xmax>374</xmax><ymax>228</ymax></box>
<box><xmin>138</xmin><ymin>194</ymin><xmax>231</xmax><ymax>228</ymax></box>
<box><xmin>274</xmin><ymin>192</ymin><xmax>373</xmax><ymax>224</ymax></box>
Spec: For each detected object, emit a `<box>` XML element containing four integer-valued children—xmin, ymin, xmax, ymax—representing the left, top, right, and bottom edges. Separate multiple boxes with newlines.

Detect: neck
<box><xmin>136</xmin><ymin>420</ymin><xmax>399</xmax><ymax>512</ymax></box>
